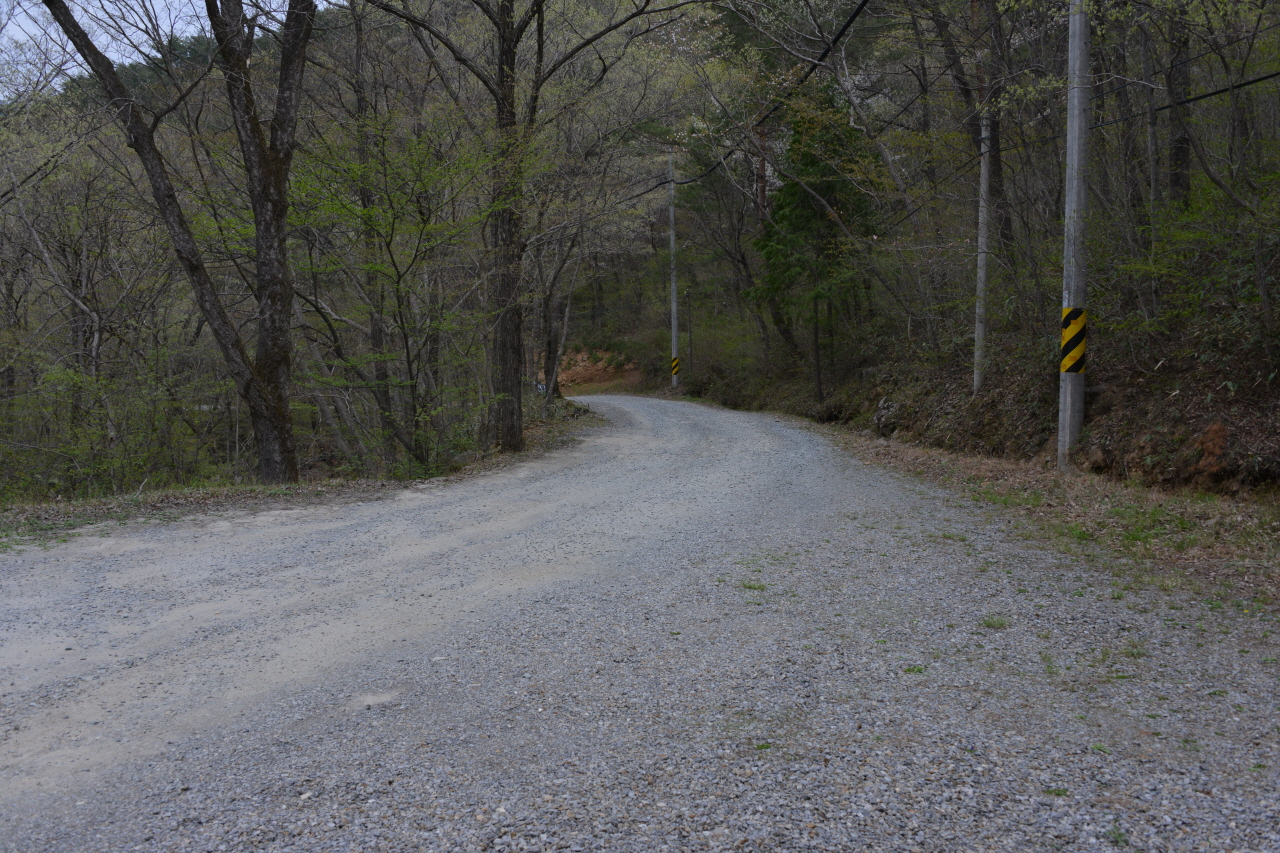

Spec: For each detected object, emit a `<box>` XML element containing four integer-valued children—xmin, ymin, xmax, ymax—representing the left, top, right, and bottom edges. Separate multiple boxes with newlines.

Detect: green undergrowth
<box><xmin>954</xmin><ymin>470</ymin><xmax>1279</xmax><ymax>602</ymax></box>
<box><xmin>0</xmin><ymin>481</ymin><xmax>395</xmax><ymax>553</ymax></box>
<box><xmin>0</xmin><ymin>400</ymin><xmax>597</xmax><ymax>552</ymax></box>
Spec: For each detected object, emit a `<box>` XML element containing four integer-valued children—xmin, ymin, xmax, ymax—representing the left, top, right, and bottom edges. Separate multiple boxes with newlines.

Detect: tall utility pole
<box><xmin>1140</xmin><ymin>24</ymin><xmax>1160</xmax><ymax>238</ymax></box>
<box><xmin>973</xmin><ymin>109</ymin><xmax>991</xmax><ymax>395</ymax></box>
<box><xmin>1058</xmin><ymin>0</ymin><xmax>1090</xmax><ymax>471</ymax></box>
<box><xmin>971</xmin><ymin>0</ymin><xmax>989</xmax><ymax>396</ymax></box>
<box><xmin>669</xmin><ymin>151</ymin><xmax>679</xmax><ymax>389</ymax></box>
<box><xmin>685</xmin><ymin>288</ymin><xmax>692</xmax><ymax>371</ymax></box>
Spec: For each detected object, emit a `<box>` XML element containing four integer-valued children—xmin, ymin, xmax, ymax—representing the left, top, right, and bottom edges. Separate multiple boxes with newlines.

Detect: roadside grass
<box><xmin>0</xmin><ymin>402</ymin><xmax>603</xmax><ymax>552</ymax></box>
<box><xmin>1104</xmin><ymin>825</ymin><xmax>1130</xmax><ymax>847</ymax></box>
<box><xmin>1122</xmin><ymin>638</ymin><xmax>1147</xmax><ymax>659</ymax></box>
<box><xmin>734</xmin><ymin>550</ymin><xmax>800</xmax><ymax>570</ymax></box>
<box><xmin>822</xmin><ymin>426</ymin><xmax>1280</xmax><ymax>606</ymax></box>
<box><xmin>0</xmin><ymin>481</ymin><xmax>397</xmax><ymax>553</ymax></box>
<box><xmin>1039</xmin><ymin>650</ymin><xmax>1060</xmax><ymax>675</ymax></box>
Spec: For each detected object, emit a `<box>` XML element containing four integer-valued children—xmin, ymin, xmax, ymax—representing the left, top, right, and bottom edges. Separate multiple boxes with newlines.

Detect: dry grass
<box><xmin>0</xmin><ymin>480</ymin><xmax>400</xmax><ymax>551</ymax></box>
<box><xmin>0</xmin><ymin>400</ymin><xmax>603</xmax><ymax>551</ymax></box>
<box><xmin>823</xmin><ymin>425</ymin><xmax>1280</xmax><ymax>605</ymax></box>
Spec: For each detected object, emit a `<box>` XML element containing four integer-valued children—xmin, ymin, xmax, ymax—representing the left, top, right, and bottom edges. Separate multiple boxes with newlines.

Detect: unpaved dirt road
<box><xmin>2</xmin><ymin>396</ymin><xmax>1277</xmax><ymax>851</ymax></box>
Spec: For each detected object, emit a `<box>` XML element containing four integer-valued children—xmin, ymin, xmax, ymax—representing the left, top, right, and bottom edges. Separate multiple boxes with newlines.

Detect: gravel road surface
<box><xmin>2</xmin><ymin>395</ymin><xmax>1277</xmax><ymax>851</ymax></box>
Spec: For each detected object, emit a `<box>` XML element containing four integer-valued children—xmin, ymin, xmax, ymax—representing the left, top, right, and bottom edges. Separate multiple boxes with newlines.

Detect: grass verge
<box><xmin>821</xmin><ymin>425</ymin><xmax>1280</xmax><ymax>605</ymax></box>
<box><xmin>0</xmin><ymin>399</ymin><xmax>602</xmax><ymax>552</ymax></box>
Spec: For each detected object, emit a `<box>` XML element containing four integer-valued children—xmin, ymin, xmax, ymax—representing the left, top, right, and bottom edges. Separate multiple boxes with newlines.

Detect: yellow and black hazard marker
<box><xmin>1060</xmin><ymin>307</ymin><xmax>1086</xmax><ymax>373</ymax></box>
<box><xmin>671</xmin><ymin>356</ymin><xmax>680</xmax><ymax>376</ymax></box>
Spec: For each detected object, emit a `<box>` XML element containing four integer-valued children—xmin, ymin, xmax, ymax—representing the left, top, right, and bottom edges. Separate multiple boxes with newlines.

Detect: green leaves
<box><xmin>751</xmin><ymin>92</ymin><xmax>878</xmax><ymax>309</ymax></box>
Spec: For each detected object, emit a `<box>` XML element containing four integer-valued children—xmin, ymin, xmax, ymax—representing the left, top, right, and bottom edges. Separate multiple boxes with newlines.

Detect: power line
<box><xmin>621</xmin><ymin>1</ymin><xmax>879</xmax><ymax>204</ymax></box>
<box><xmin>628</xmin><ymin>8</ymin><xmax>1279</xmax><ymax>235</ymax></box>
<box><xmin>879</xmin><ymin>62</ymin><xmax>1280</xmax><ymax>236</ymax></box>
<box><xmin>1093</xmin><ymin>66</ymin><xmax>1280</xmax><ymax>129</ymax></box>
<box><xmin>754</xmin><ymin>0</ymin><xmax>873</xmax><ymax>127</ymax></box>
<box><xmin>868</xmin><ymin>20</ymin><xmax>999</xmax><ymax>140</ymax></box>
<box><xmin>619</xmin><ymin>150</ymin><xmax>739</xmax><ymax>205</ymax></box>
<box><xmin>1091</xmin><ymin>19</ymin><xmax>1280</xmax><ymax>102</ymax></box>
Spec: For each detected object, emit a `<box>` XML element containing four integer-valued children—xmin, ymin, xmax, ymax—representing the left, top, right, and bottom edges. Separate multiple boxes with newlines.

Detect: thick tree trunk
<box><xmin>491</xmin><ymin>201</ymin><xmax>526</xmax><ymax>450</ymax></box>
<box><xmin>488</xmin><ymin>0</ymin><xmax>525</xmax><ymax>451</ymax></box>
<box><xmin>1167</xmin><ymin>12</ymin><xmax>1192</xmax><ymax>206</ymax></box>
<box><xmin>812</xmin><ymin>298</ymin><xmax>824</xmax><ymax>404</ymax></box>
<box><xmin>207</xmin><ymin>0</ymin><xmax>310</xmax><ymax>483</ymax></box>
<box><xmin>42</xmin><ymin>0</ymin><xmax>311</xmax><ymax>483</ymax></box>
<box><xmin>246</xmin><ymin>160</ymin><xmax>301</xmax><ymax>483</ymax></box>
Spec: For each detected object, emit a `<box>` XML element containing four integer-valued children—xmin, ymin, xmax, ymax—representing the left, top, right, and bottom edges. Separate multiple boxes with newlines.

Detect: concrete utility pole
<box><xmin>1058</xmin><ymin>0</ymin><xmax>1090</xmax><ymax>471</ymax></box>
<box><xmin>669</xmin><ymin>151</ymin><xmax>679</xmax><ymax>389</ymax></box>
<box><xmin>685</xmin><ymin>288</ymin><xmax>692</xmax><ymax>371</ymax></box>
<box><xmin>973</xmin><ymin>109</ymin><xmax>991</xmax><ymax>395</ymax></box>
<box><xmin>1140</xmin><ymin>24</ymin><xmax>1160</xmax><ymax>237</ymax></box>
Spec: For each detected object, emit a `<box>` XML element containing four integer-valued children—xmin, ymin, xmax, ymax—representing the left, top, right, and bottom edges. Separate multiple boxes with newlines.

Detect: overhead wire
<box><xmin>871</xmin><ymin>19</ymin><xmax>1279</xmax><ymax>209</ymax></box>
<box><xmin>1092</xmin><ymin>66</ymin><xmax>1280</xmax><ymax>129</ymax></box>
<box><xmin>878</xmin><ymin>60</ymin><xmax>1280</xmax><ymax>236</ymax></box>
<box><xmin>625</xmin><ymin>5</ymin><xmax>1279</xmax><ymax>238</ymax></box>
<box><xmin>1090</xmin><ymin>18</ymin><xmax>1280</xmax><ymax>102</ymax></box>
<box><xmin>753</xmin><ymin>0</ymin><xmax>873</xmax><ymax>127</ymax></box>
<box><xmin>623</xmin><ymin>0</ymin><xmax>877</xmax><ymax>204</ymax></box>
<box><xmin>867</xmin><ymin>19</ymin><xmax>999</xmax><ymax>140</ymax></box>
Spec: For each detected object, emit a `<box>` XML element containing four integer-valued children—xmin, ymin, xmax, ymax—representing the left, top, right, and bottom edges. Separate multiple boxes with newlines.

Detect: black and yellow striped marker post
<box><xmin>671</xmin><ymin>357</ymin><xmax>680</xmax><ymax>376</ymax></box>
<box><xmin>1060</xmin><ymin>307</ymin><xmax>1086</xmax><ymax>373</ymax></box>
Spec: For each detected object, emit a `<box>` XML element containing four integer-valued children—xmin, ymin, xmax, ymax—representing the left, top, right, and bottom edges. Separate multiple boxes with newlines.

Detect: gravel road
<box><xmin>2</xmin><ymin>395</ymin><xmax>1277</xmax><ymax>852</ymax></box>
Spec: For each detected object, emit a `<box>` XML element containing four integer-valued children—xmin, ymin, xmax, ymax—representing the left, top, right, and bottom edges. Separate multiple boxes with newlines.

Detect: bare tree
<box><xmin>39</xmin><ymin>0</ymin><xmax>316</xmax><ymax>482</ymax></box>
<box><xmin>361</xmin><ymin>0</ymin><xmax>701</xmax><ymax>450</ymax></box>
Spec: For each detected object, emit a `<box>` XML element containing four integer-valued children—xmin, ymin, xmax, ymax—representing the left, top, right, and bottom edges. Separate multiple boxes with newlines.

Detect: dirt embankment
<box><xmin>853</xmin><ymin>357</ymin><xmax>1279</xmax><ymax>493</ymax></box>
<box><xmin>555</xmin><ymin>349</ymin><xmax>644</xmax><ymax>395</ymax></box>
<box><xmin>681</xmin><ymin>347</ymin><xmax>1279</xmax><ymax>494</ymax></box>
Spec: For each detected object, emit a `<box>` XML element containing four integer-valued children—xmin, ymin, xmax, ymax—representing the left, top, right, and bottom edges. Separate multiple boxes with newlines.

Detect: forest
<box><xmin>0</xmin><ymin>0</ymin><xmax>1276</xmax><ymax>499</ymax></box>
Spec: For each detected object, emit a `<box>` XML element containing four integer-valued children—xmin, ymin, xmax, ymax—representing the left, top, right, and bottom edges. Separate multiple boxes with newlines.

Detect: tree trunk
<box><xmin>488</xmin><ymin>0</ymin><xmax>525</xmax><ymax>451</ymax></box>
<box><xmin>1258</xmin><ymin>234</ymin><xmax>1272</xmax><ymax>333</ymax></box>
<box><xmin>543</xmin><ymin>294</ymin><xmax>563</xmax><ymax>396</ymax></box>
<box><xmin>1140</xmin><ymin>24</ymin><xmax>1161</xmax><ymax>232</ymax></box>
<box><xmin>974</xmin><ymin>110</ymin><xmax>991</xmax><ymax>395</ymax></box>
<box><xmin>1167</xmin><ymin>11</ymin><xmax>1192</xmax><ymax>207</ymax></box>
<box><xmin>41</xmin><ymin>0</ymin><xmax>312</xmax><ymax>483</ymax></box>
<box><xmin>812</xmin><ymin>298</ymin><xmax>824</xmax><ymax>404</ymax></box>
<box><xmin>767</xmin><ymin>297</ymin><xmax>802</xmax><ymax>359</ymax></box>
<box><xmin>491</xmin><ymin>203</ymin><xmax>526</xmax><ymax>450</ymax></box>
<box><xmin>543</xmin><ymin>289</ymin><xmax>572</xmax><ymax>416</ymax></box>
<box><xmin>349</xmin><ymin>3</ymin><xmax>397</xmax><ymax>469</ymax></box>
